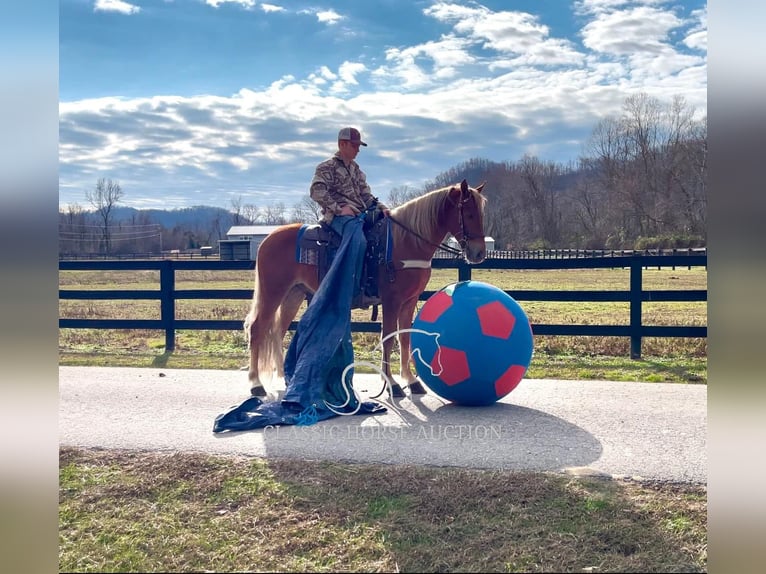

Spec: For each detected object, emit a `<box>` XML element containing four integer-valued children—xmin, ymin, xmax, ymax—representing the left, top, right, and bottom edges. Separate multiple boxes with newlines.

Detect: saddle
<box><xmin>297</xmin><ymin>208</ymin><xmax>391</xmax><ymax>313</ymax></box>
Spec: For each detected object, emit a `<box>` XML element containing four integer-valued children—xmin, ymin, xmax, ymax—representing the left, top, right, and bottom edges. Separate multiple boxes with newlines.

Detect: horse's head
<box><xmin>446</xmin><ymin>179</ymin><xmax>487</xmax><ymax>264</ymax></box>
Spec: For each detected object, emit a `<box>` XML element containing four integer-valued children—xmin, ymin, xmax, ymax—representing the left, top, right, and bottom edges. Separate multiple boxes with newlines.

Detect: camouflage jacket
<box><xmin>309</xmin><ymin>152</ymin><xmax>386</xmax><ymax>223</ymax></box>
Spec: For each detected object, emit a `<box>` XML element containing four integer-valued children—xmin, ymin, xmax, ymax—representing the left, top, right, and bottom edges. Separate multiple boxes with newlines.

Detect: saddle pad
<box><xmin>294</xmin><ymin>219</ymin><xmax>393</xmax><ymax>267</ymax></box>
<box><xmin>295</xmin><ymin>224</ymin><xmax>338</xmax><ymax>265</ymax></box>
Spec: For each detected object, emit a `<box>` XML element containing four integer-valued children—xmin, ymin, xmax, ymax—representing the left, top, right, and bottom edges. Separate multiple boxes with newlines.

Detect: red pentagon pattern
<box><xmin>418</xmin><ymin>291</ymin><xmax>453</xmax><ymax>323</ymax></box>
<box><xmin>477</xmin><ymin>300</ymin><xmax>516</xmax><ymax>339</ymax></box>
<box><xmin>431</xmin><ymin>346</ymin><xmax>470</xmax><ymax>386</ymax></box>
<box><xmin>494</xmin><ymin>364</ymin><xmax>527</xmax><ymax>397</ymax></box>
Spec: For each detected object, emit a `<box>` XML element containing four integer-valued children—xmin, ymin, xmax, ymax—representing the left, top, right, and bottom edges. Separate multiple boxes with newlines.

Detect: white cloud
<box><xmin>581</xmin><ymin>6</ymin><xmax>682</xmax><ymax>55</ymax></box>
<box><xmin>307</xmin><ymin>66</ymin><xmax>336</xmax><ymax>87</ymax></box>
<box><xmin>575</xmin><ymin>0</ymin><xmax>668</xmax><ymax>15</ymax></box>
<box><xmin>684</xmin><ymin>7</ymin><xmax>707</xmax><ymax>51</ymax></box>
<box><xmin>94</xmin><ymin>0</ymin><xmax>141</xmax><ymax>15</ymax></box>
<box><xmin>372</xmin><ymin>35</ymin><xmax>476</xmax><ymax>90</ymax></box>
<box><xmin>205</xmin><ymin>0</ymin><xmax>256</xmax><ymax>8</ymax></box>
<box><xmin>260</xmin><ymin>3</ymin><xmax>284</xmax><ymax>13</ymax></box>
<box><xmin>329</xmin><ymin>61</ymin><xmax>367</xmax><ymax>94</ymax></box>
<box><xmin>338</xmin><ymin>61</ymin><xmax>366</xmax><ymax>84</ymax></box>
<box><xmin>297</xmin><ymin>8</ymin><xmax>344</xmax><ymax>26</ymax></box>
<box><xmin>316</xmin><ymin>10</ymin><xmax>343</xmax><ymax>25</ymax></box>
<box><xmin>425</xmin><ymin>3</ymin><xmax>584</xmax><ymax>67</ymax></box>
<box><xmin>61</xmin><ymin>1</ymin><xmax>707</xmax><ymax>210</ymax></box>
<box><xmin>577</xmin><ymin>3</ymin><xmax>705</xmax><ymax>88</ymax></box>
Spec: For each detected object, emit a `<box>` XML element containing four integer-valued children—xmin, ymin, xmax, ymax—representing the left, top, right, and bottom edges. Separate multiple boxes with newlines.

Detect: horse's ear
<box><xmin>460</xmin><ymin>179</ymin><xmax>469</xmax><ymax>194</ymax></box>
<box><xmin>475</xmin><ymin>181</ymin><xmax>486</xmax><ymax>194</ymax></box>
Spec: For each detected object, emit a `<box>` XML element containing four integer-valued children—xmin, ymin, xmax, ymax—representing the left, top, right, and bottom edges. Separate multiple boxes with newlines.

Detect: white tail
<box><xmin>244</xmin><ymin>267</ymin><xmax>284</xmax><ymax>388</ymax></box>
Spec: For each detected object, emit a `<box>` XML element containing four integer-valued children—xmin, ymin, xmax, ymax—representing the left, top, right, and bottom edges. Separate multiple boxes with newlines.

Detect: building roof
<box><xmin>226</xmin><ymin>225</ymin><xmax>282</xmax><ymax>237</ymax></box>
<box><xmin>446</xmin><ymin>235</ymin><xmax>495</xmax><ymax>244</ymax></box>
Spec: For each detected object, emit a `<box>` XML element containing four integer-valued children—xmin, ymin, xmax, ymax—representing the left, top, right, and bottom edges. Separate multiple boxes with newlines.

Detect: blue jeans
<box><xmin>330</xmin><ymin>214</ymin><xmax>367</xmax><ymax>298</ymax></box>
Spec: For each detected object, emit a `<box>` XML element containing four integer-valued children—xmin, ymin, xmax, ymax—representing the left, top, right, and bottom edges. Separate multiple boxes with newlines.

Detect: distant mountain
<box><xmin>110</xmin><ymin>205</ymin><xmax>238</xmax><ymax>229</ymax></box>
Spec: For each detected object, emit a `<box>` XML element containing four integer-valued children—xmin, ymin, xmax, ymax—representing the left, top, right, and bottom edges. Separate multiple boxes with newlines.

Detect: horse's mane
<box><xmin>389</xmin><ymin>184</ymin><xmax>485</xmax><ymax>251</ymax></box>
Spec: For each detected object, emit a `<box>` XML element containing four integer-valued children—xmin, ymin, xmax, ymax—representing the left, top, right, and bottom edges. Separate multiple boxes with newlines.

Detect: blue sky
<box><xmin>59</xmin><ymin>0</ymin><xmax>707</xmax><ymax>211</ymax></box>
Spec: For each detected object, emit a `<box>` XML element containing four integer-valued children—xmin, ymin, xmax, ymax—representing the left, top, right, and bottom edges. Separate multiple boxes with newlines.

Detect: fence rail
<box><xmin>59</xmin><ymin>247</ymin><xmax>707</xmax><ymax>261</ymax></box>
<box><xmin>59</xmin><ymin>254</ymin><xmax>707</xmax><ymax>359</ymax></box>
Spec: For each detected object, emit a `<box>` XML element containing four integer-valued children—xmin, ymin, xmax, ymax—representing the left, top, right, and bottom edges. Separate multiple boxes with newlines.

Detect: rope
<box><xmin>295</xmin><ymin>404</ymin><xmax>319</xmax><ymax>426</ymax></box>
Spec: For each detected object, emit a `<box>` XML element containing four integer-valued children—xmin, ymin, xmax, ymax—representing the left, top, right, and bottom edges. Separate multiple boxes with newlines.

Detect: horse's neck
<box><xmin>392</xmin><ymin>211</ymin><xmax>449</xmax><ymax>262</ymax></box>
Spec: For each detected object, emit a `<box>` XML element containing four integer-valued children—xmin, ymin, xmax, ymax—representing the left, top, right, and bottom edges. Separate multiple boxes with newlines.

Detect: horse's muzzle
<box><xmin>464</xmin><ymin>240</ymin><xmax>486</xmax><ymax>264</ymax></box>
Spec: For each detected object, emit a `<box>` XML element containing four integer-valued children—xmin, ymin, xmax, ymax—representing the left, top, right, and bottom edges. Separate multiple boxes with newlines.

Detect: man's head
<box><xmin>338</xmin><ymin>127</ymin><xmax>367</xmax><ymax>147</ymax></box>
<box><xmin>337</xmin><ymin>127</ymin><xmax>367</xmax><ymax>162</ymax></box>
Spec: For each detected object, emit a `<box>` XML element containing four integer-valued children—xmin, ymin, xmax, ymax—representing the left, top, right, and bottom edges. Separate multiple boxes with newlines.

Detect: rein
<box><xmin>387</xmin><ymin>215</ymin><xmax>463</xmax><ymax>257</ymax></box>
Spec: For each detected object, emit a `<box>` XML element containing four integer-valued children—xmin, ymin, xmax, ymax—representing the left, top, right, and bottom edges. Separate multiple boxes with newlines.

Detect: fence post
<box><xmin>630</xmin><ymin>257</ymin><xmax>643</xmax><ymax>359</ymax></box>
<box><xmin>160</xmin><ymin>260</ymin><xmax>176</xmax><ymax>351</ymax></box>
<box><xmin>457</xmin><ymin>261</ymin><xmax>472</xmax><ymax>282</ymax></box>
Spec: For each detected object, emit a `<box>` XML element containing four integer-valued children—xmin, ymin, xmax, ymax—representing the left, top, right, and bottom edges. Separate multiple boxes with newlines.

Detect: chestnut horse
<box><xmin>244</xmin><ymin>179</ymin><xmax>487</xmax><ymax>398</ymax></box>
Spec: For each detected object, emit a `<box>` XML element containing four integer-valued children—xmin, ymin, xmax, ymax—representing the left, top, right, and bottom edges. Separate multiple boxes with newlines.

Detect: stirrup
<box><xmin>351</xmin><ymin>293</ymin><xmax>381</xmax><ymax>309</ymax></box>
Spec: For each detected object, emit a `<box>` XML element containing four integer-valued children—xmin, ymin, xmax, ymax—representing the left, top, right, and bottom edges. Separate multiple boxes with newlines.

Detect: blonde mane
<box><xmin>389</xmin><ymin>184</ymin><xmax>486</xmax><ymax>252</ymax></box>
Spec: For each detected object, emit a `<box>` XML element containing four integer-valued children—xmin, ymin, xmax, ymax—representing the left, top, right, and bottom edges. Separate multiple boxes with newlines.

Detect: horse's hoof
<box><xmin>250</xmin><ymin>386</ymin><xmax>267</xmax><ymax>397</ymax></box>
<box><xmin>408</xmin><ymin>380</ymin><xmax>427</xmax><ymax>395</ymax></box>
<box><xmin>390</xmin><ymin>383</ymin><xmax>406</xmax><ymax>398</ymax></box>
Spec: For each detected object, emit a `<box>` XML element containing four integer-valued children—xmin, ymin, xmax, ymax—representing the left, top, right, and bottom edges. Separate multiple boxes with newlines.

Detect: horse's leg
<box><xmin>397</xmin><ymin>295</ymin><xmax>428</xmax><ymax>394</ymax></box>
<box><xmin>380</xmin><ymin>303</ymin><xmax>406</xmax><ymax>398</ymax></box>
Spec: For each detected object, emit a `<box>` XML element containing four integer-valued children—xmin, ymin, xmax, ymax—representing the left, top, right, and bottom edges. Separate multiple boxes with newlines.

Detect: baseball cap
<box><xmin>338</xmin><ymin>127</ymin><xmax>367</xmax><ymax>146</ymax></box>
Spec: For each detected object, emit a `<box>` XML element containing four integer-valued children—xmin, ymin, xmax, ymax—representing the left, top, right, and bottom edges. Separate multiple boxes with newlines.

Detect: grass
<box><xmin>59</xmin><ymin>267</ymin><xmax>708</xmax><ymax>572</ymax></box>
<box><xmin>59</xmin><ymin>447</ymin><xmax>707</xmax><ymax>573</ymax></box>
<box><xmin>59</xmin><ymin>267</ymin><xmax>707</xmax><ymax>383</ymax></box>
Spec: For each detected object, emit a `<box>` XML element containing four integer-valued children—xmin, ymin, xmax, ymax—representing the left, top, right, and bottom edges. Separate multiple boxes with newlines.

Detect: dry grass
<box><xmin>59</xmin><ymin>267</ymin><xmax>707</xmax><ymax>383</ymax></box>
<box><xmin>59</xmin><ymin>268</ymin><xmax>707</xmax><ymax>571</ymax></box>
<box><xmin>60</xmin><ymin>447</ymin><xmax>707</xmax><ymax>573</ymax></box>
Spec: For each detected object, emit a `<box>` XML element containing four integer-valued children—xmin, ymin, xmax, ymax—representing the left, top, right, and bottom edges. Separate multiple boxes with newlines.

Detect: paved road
<box><xmin>59</xmin><ymin>366</ymin><xmax>706</xmax><ymax>483</ymax></box>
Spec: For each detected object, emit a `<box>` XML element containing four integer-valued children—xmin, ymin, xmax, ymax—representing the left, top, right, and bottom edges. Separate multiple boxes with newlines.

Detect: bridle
<box><xmin>446</xmin><ymin>188</ymin><xmax>481</xmax><ymax>251</ymax></box>
<box><xmin>388</xmin><ymin>187</ymin><xmax>479</xmax><ymax>258</ymax></box>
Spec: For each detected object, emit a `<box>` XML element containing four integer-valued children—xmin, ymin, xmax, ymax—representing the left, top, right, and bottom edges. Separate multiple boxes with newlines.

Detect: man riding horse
<box><xmin>309</xmin><ymin>127</ymin><xmax>390</xmax><ymax>308</ymax></box>
<box><xmin>240</xmin><ymin>126</ymin><xmax>487</xmax><ymax>402</ymax></box>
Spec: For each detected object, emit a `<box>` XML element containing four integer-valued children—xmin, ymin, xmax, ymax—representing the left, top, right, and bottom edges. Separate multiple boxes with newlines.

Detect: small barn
<box><xmin>446</xmin><ymin>236</ymin><xmax>495</xmax><ymax>251</ymax></box>
<box><xmin>219</xmin><ymin>225</ymin><xmax>282</xmax><ymax>260</ymax></box>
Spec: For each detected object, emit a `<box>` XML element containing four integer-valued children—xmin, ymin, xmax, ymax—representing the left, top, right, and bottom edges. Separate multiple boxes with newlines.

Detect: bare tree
<box><xmin>230</xmin><ymin>196</ymin><xmax>245</xmax><ymax>226</ymax></box>
<box><xmin>242</xmin><ymin>203</ymin><xmax>260</xmax><ymax>224</ymax></box>
<box><xmin>674</xmin><ymin>115</ymin><xmax>707</xmax><ymax>237</ymax></box>
<box><xmin>58</xmin><ymin>203</ymin><xmax>88</xmax><ymax>256</ymax></box>
<box><xmin>518</xmin><ymin>155</ymin><xmax>563</xmax><ymax>247</ymax></box>
<box><xmin>568</xmin><ymin>162</ymin><xmax>612</xmax><ymax>248</ymax></box>
<box><xmin>385</xmin><ymin>185</ymin><xmax>423</xmax><ymax>208</ymax></box>
<box><xmin>262</xmin><ymin>202</ymin><xmax>287</xmax><ymax>225</ymax></box>
<box><xmin>479</xmin><ymin>165</ymin><xmax>525</xmax><ymax>250</ymax></box>
<box><xmin>85</xmin><ymin>178</ymin><xmax>123</xmax><ymax>254</ymax></box>
<box><xmin>583</xmin><ymin>92</ymin><xmax>706</xmax><ymax>246</ymax></box>
<box><xmin>291</xmin><ymin>195</ymin><xmax>321</xmax><ymax>223</ymax></box>
<box><xmin>209</xmin><ymin>214</ymin><xmax>224</xmax><ymax>246</ymax></box>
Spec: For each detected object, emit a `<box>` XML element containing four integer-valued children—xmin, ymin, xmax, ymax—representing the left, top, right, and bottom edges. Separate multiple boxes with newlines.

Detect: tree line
<box><xmin>59</xmin><ymin>92</ymin><xmax>706</xmax><ymax>257</ymax></box>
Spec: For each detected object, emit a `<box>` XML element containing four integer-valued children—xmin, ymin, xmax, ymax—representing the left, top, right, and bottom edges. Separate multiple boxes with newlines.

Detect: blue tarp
<box><xmin>213</xmin><ymin>215</ymin><xmax>386</xmax><ymax>433</ymax></box>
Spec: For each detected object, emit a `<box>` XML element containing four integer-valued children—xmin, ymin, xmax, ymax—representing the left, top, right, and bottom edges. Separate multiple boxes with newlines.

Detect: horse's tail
<box><xmin>244</xmin><ymin>264</ymin><xmax>283</xmax><ymax>383</ymax></box>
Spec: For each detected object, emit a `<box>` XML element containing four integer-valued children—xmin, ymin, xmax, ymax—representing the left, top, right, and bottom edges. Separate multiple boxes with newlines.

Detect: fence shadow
<box><xmin>151</xmin><ymin>352</ymin><xmax>172</xmax><ymax>368</ymax></box>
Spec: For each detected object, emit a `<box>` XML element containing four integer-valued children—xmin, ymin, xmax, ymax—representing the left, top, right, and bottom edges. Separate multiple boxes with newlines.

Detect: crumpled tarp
<box><xmin>213</xmin><ymin>215</ymin><xmax>386</xmax><ymax>433</ymax></box>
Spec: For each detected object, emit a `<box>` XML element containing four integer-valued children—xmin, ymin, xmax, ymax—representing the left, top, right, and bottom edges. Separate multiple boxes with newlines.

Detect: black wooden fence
<box><xmin>59</xmin><ymin>254</ymin><xmax>707</xmax><ymax>359</ymax></box>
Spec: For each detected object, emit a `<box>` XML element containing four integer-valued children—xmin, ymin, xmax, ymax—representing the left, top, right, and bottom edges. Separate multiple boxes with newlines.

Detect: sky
<box><xmin>58</xmin><ymin>0</ymin><xmax>707</xmax><ymax>212</ymax></box>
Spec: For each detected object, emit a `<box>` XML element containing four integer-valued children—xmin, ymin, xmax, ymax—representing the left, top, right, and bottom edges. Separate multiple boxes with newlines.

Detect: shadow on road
<box><xmin>215</xmin><ymin>396</ymin><xmax>602</xmax><ymax>472</ymax></box>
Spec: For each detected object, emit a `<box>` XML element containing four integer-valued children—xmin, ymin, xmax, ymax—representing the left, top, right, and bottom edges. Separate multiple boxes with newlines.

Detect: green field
<box><xmin>59</xmin><ymin>266</ymin><xmax>707</xmax><ymax>383</ymax></box>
